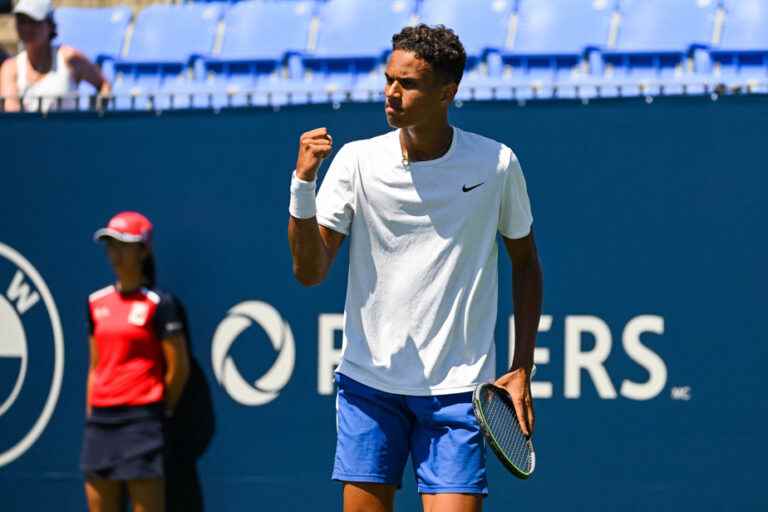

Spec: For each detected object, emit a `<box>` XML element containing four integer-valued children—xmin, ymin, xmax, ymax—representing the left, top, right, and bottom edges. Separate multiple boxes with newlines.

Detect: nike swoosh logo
<box><xmin>462</xmin><ymin>182</ymin><xmax>484</xmax><ymax>193</ymax></box>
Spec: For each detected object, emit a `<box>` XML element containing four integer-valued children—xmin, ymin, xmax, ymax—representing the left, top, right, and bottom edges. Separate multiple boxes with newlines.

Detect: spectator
<box><xmin>81</xmin><ymin>212</ymin><xmax>190</xmax><ymax>512</ymax></box>
<box><xmin>0</xmin><ymin>0</ymin><xmax>110</xmax><ymax>112</ymax></box>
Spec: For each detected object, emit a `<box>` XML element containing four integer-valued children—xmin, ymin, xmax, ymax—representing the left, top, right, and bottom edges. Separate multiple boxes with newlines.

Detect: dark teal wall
<box><xmin>1</xmin><ymin>96</ymin><xmax>767</xmax><ymax>510</ymax></box>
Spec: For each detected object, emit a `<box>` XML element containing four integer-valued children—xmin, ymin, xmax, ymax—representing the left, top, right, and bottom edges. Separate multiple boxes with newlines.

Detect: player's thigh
<box><xmin>421</xmin><ymin>492</ymin><xmax>482</xmax><ymax>512</ymax></box>
<box><xmin>333</xmin><ymin>374</ymin><xmax>412</xmax><ymax>485</ymax></box>
<box><xmin>409</xmin><ymin>392</ymin><xmax>487</xmax><ymax>495</ymax></box>
<box><xmin>126</xmin><ymin>478</ymin><xmax>165</xmax><ymax>512</ymax></box>
<box><xmin>84</xmin><ymin>478</ymin><xmax>124</xmax><ymax>512</ymax></box>
<box><xmin>343</xmin><ymin>482</ymin><xmax>397</xmax><ymax>512</ymax></box>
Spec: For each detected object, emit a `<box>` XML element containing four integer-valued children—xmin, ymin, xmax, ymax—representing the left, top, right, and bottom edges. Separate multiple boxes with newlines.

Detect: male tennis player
<box><xmin>287</xmin><ymin>24</ymin><xmax>542</xmax><ymax>512</ymax></box>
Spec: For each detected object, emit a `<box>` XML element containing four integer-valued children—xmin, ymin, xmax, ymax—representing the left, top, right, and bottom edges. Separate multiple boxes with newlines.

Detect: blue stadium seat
<box><xmin>603</xmin><ymin>0</ymin><xmax>718</xmax><ymax>96</ymax></box>
<box><xmin>217</xmin><ymin>1</ymin><xmax>314</xmax><ymax>62</ymax></box>
<box><xmin>312</xmin><ymin>0</ymin><xmax>415</xmax><ymax>66</ymax></box>
<box><xmin>718</xmin><ymin>0</ymin><xmax>768</xmax><ymax>51</ymax></box>
<box><xmin>507</xmin><ymin>0</ymin><xmax>613</xmax><ymax>99</ymax></box>
<box><xmin>712</xmin><ymin>0</ymin><xmax>768</xmax><ymax>92</ymax></box>
<box><xmin>54</xmin><ymin>6</ymin><xmax>131</xmax><ymax>63</ymax></box>
<box><xmin>257</xmin><ymin>75</ymin><xmax>339</xmax><ymax>105</ymax></box>
<box><xmin>457</xmin><ymin>71</ymin><xmax>520</xmax><ymax>101</ymax></box>
<box><xmin>116</xmin><ymin>4</ymin><xmax>224</xmax><ymax>98</ymax></box>
<box><xmin>301</xmin><ymin>1</ymin><xmax>414</xmax><ymax>103</ymax></box>
<box><xmin>124</xmin><ymin>4</ymin><xmax>224</xmax><ymax>64</ymax></box>
<box><xmin>202</xmin><ymin>0</ymin><xmax>314</xmax><ymax>98</ymax></box>
<box><xmin>418</xmin><ymin>0</ymin><xmax>513</xmax><ymax>62</ymax></box>
<box><xmin>614</xmin><ymin>0</ymin><xmax>715</xmax><ymax>53</ymax></box>
<box><xmin>351</xmin><ymin>70</ymin><xmax>385</xmax><ymax>102</ymax></box>
<box><xmin>155</xmin><ymin>75</ymin><xmax>258</xmax><ymax>110</ymax></box>
<box><xmin>513</xmin><ymin>0</ymin><xmax>612</xmax><ymax>56</ymax></box>
<box><xmin>111</xmin><ymin>76</ymin><xmax>159</xmax><ymax>111</ymax></box>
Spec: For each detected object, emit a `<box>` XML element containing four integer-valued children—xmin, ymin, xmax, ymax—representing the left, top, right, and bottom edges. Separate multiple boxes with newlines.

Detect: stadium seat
<box><xmin>513</xmin><ymin>0</ymin><xmax>612</xmax><ymax>56</ymax></box>
<box><xmin>217</xmin><ymin>1</ymin><xmax>314</xmax><ymax>62</ymax></box>
<box><xmin>604</xmin><ymin>0</ymin><xmax>718</xmax><ymax>95</ymax></box>
<box><xmin>351</xmin><ymin>70</ymin><xmax>385</xmax><ymax>102</ymax></box>
<box><xmin>311</xmin><ymin>0</ymin><xmax>415</xmax><ymax>66</ymax></box>
<box><xmin>202</xmin><ymin>0</ymin><xmax>315</xmax><ymax>100</ymax></box>
<box><xmin>303</xmin><ymin>0</ymin><xmax>414</xmax><ymax>99</ymax></box>
<box><xmin>418</xmin><ymin>0</ymin><xmax>513</xmax><ymax>62</ymax></box>
<box><xmin>712</xmin><ymin>0</ymin><xmax>768</xmax><ymax>92</ymax></box>
<box><xmin>718</xmin><ymin>0</ymin><xmax>768</xmax><ymax>52</ymax></box>
<box><xmin>115</xmin><ymin>3</ymin><xmax>225</xmax><ymax>100</ymax></box>
<box><xmin>457</xmin><ymin>70</ymin><xmax>521</xmax><ymax>101</ymax></box>
<box><xmin>154</xmin><ymin>75</ymin><xmax>258</xmax><ymax>110</ymax></box>
<box><xmin>54</xmin><ymin>6</ymin><xmax>131</xmax><ymax>63</ymax></box>
<box><xmin>110</xmin><ymin>78</ymin><xmax>155</xmax><ymax>111</ymax></box>
<box><xmin>123</xmin><ymin>4</ymin><xmax>224</xmax><ymax>64</ymax></box>
<box><xmin>257</xmin><ymin>75</ymin><xmax>334</xmax><ymax>105</ymax></box>
<box><xmin>614</xmin><ymin>0</ymin><xmax>715</xmax><ymax>53</ymax></box>
<box><xmin>506</xmin><ymin>0</ymin><xmax>613</xmax><ymax>99</ymax></box>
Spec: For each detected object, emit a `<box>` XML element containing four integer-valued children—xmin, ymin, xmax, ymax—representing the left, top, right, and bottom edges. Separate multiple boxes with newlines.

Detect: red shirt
<box><xmin>87</xmin><ymin>285</ymin><xmax>183</xmax><ymax>407</ymax></box>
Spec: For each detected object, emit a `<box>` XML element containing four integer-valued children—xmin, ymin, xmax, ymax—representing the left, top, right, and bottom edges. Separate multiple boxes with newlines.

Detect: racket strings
<box><xmin>483</xmin><ymin>393</ymin><xmax>533</xmax><ymax>473</ymax></box>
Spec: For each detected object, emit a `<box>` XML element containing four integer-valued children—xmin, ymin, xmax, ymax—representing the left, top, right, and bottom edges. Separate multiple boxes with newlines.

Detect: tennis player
<box><xmin>288</xmin><ymin>25</ymin><xmax>542</xmax><ymax>512</ymax></box>
<box><xmin>81</xmin><ymin>211</ymin><xmax>190</xmax><ymax>512</ymax></box>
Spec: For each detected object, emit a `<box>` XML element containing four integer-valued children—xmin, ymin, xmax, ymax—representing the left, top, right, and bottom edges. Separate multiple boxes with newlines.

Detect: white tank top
<box><xmin>16</xmin><ymin>46</ymin><xmax>78</xmax><ymax>112</ymax></box>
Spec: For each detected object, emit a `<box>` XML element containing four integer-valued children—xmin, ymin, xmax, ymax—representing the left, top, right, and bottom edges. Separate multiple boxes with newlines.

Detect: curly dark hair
<box><xmin>392</xmin><ymin>24</ymin><xmax>467</xmax><ymax>85</ymax></box>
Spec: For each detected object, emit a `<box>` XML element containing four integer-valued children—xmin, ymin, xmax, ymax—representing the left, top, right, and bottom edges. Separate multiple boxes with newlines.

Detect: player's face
<box><xmin>105</xmin><ymin>239</ymin><xmax>146</xmax><ymax>277</ymax></box>
<box><xmin>384</xmin><ymin>50</ymin><xmax>456</xmax><ymax>129</ymax></box>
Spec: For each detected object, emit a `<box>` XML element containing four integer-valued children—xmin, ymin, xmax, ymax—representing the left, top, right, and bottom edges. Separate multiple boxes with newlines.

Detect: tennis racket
<box><xmin>472</xmin><ymin>380</ymin><xmax>536</xmax><ymax>479</ymax></box>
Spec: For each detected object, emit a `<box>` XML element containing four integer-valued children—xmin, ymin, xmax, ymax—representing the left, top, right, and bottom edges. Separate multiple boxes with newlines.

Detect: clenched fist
<box><xmin>295</xmin><ymin>127</ymin><xmax>333</xmax><ymax>181</ymax></box>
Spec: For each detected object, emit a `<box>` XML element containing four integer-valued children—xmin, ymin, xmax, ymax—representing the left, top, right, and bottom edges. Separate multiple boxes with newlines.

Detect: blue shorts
<box><xmin>332</xmin><ymin>373</ymin><xmax>487</xmax><ymax>495</ymax></box>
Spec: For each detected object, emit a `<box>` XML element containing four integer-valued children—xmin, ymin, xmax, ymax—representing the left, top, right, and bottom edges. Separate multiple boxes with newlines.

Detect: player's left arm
<box><xmin>495</xmin><ymin>229</ymin><xmax>543</xmax><ymax>437</ymax></box>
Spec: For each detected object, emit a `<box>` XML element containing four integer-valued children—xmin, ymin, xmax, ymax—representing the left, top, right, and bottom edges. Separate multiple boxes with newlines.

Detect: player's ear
<box><xmin>440</xmin><ymin>81</ymin><xmax>459</xmax><ymax>105</ymax></box>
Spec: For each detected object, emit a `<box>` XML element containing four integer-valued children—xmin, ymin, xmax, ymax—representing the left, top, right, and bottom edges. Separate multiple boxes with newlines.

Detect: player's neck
<box><xmin>400</xmin><ymin>121</ymin><xmax>453</xmax><ymax>163</ymax></box>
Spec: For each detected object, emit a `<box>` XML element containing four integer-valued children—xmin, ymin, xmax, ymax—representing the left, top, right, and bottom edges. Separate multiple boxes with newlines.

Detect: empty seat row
<box><xmin>49</xmin><ymin>0</ymin><xmax>768</xmax><ymax>110</ymax></box>
<box><xmin>56</xmin><ymin>1</ymin><xmax>768</xmax><ymax>67</ymax></box>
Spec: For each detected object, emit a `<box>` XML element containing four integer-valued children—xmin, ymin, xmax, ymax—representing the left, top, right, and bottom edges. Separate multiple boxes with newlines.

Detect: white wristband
<box><xmin>289</xmin><ymin>171</ymin><xmax>317</xmax><ymax>219</ymax></box>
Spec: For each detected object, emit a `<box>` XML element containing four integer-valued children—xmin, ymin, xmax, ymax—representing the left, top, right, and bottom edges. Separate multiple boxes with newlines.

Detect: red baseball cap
<box><xmin>94</xmin><ymin>211</ymin><xmax>153</xmax><ymax>245</ymax></box>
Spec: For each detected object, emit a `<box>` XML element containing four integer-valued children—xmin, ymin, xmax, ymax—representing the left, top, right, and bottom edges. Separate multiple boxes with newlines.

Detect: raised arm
<box><xmin>288</xmin><ymin>127</ymin><xmax>346</xmax><ymax>286</ymax></box>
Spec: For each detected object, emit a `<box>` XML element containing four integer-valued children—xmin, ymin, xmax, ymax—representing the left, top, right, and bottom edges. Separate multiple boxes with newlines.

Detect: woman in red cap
<box><xmin>81</xmin><ymin>211</ymin><xmax>190</xmax><ymax>512</ymax></box>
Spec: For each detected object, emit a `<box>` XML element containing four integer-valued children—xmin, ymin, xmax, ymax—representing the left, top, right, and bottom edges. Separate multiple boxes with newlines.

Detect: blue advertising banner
<box><xmin>1</xmin><ymin>96</ymin><xmax>767</xmax><ymax>510</ymax></box>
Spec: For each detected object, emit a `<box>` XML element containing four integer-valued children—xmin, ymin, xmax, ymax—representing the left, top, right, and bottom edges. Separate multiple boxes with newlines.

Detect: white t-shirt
<box><xmin>316</xmin><ymin>127</ymin><xmax>533</xmax><ymax>396</ymax></box>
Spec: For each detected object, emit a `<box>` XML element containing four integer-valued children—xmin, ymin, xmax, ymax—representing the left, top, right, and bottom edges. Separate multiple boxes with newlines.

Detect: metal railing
<box><xmin>1</xmin><ymin>79</ymin><xmax>765</xmax><ymax>114</ymax></box>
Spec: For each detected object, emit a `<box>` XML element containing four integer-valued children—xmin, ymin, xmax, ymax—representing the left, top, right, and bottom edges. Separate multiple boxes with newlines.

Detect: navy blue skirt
<box><xmin>80</xmin><ymin>403</ymin><xmax>165</xmax><ymax>480</ymax></box>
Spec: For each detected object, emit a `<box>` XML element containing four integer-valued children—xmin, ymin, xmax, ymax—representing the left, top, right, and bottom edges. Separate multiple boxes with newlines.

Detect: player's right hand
<box><xmin>295</xmin><ymin>127</ymin><xmax>333</xmax><ymax>181</ymax></box>
<box><xmin>495</xmin><ymin>367</ymin><xmax>535</xmax><ymax>438</ymax></box>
